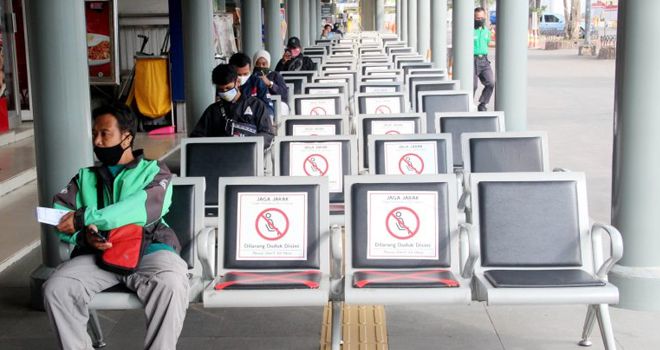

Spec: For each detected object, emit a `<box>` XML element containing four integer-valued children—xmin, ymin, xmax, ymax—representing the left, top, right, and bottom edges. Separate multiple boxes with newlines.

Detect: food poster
<box><xmin>85</xmin><ymin>0</ymin><xmax>117</xmax><ymax>84</ymax></box>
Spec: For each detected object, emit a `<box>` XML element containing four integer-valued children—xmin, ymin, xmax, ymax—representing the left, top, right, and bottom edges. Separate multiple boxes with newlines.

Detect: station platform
<box><xmin>0</xmin><ymin>49</ymin><xmax>658</xmax><ymax>349</ymax></box>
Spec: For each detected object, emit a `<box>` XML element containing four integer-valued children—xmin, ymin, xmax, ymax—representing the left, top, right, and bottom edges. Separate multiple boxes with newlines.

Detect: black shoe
<box><xmin>478</xmin><ymin>103</ymin><xmax>487</xmax><ymax>111</ymax></box>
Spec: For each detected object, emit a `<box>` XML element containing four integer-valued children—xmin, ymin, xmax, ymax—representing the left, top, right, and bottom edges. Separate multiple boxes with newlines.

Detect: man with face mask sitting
<box><xmin>275</xmin><ymin>37</ymin><xmax>316</xmax><ymax>72</ymax></box>
<box><xmin>228</xmin><ymin>52</ymin><xmax>274</xmax><ymax>118</ymax></box>
<box><xmin>190</xmin><ymin>64</ymin><xmax>274</xmax><ymax>148</ymax></box>
<box><xmin>43</xmin><ymin>104</ymin><xmax>189</xmax><ymax>350</ymax></box>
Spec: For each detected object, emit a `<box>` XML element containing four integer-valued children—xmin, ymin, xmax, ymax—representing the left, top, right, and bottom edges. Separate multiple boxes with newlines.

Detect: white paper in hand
<box><xmin>36</xmin><ymin>207</ymin><xmax>71</xmax><ymax>226</ymax></box>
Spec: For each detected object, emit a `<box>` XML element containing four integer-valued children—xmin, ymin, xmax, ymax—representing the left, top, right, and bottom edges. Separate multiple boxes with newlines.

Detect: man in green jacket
<box><xmin>43</xmin><ymin>104</ymin><xmax>189</xmax><ymax>350</ymax></box>
<box><xmin>474</xmin><ymin>7</ymin><xmax>495</xmax><ymax>111</ymax></box>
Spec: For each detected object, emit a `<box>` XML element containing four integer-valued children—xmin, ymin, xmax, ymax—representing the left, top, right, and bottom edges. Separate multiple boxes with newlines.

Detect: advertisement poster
<box><xmin>383</xmin><ymin>141</ymin><xmax>438</xmax><ymax>175</ymax></box>
<box><xmin>289</xmin><ymin>142</ymin><xmax>343</xmax><ymax>193</ymax></box>
<box><xmin>236</xmin><ymin>192</ymin><xmax>308</xmax><ymax>260</ymax></box>
<box><xmin>85</xmin><ymin>0</ymin><xmax>118</xmax><ymax>85</ymax></box>
<box><xmin>367</xmin><ymin>191</ymin><xmax>439</xmax><ymax>259</ymax></box>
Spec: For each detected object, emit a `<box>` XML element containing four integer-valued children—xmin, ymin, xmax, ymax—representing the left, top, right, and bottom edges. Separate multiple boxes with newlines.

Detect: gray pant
<box><xmin>43</xmin><ymin>250</ymin><xmax>189</xmax><ymax>350</ymax></box>
<box><xmin>473</xmin><ymin>56</ymin><xmax>495</xmax><ymax>105</ymax></box>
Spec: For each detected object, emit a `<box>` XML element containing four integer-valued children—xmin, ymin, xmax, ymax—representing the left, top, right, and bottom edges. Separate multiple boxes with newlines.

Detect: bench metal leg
<box><xmin>331</xmin><ymin>301</ymin><xmax>343</xmax><ymax>350</ymax></box>
<box><xmin>88</xmin><ymin>309</ymin><xmax>107</xmax><ymax>348</ymax></box>
<box><xmin>578</xmin><ymin>304</ymin><xmax>597</xmax><ymax>347</ymax></box>
<box><xmin>596</xmin><ymin>304</ymin><xmax>616</xmax><ymax>350</ymax></box>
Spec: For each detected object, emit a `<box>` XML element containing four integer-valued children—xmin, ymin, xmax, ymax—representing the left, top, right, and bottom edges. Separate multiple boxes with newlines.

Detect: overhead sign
<box><xmin>383</xmin><ymin>141</ymin><xmax>438</xmax><ymax>175</ymax></box>
<box><xmin>289</xmin><ymin>142</ymin><xmax>343</xmax><ymax>192</ymax></box>
<box><xmin>364</xmin><ymin>97</ymin><xmax>402</xmax><ymax>114</ymax></box>
<box><xmin>367</xmin><ymin>191</ymin><xmax>439</xmax><ymax>259</ymax></box>
<box><xmin>236</xmin><ymin>192</ymin><xmax>308</xmax><ymax>260</ymax></box>
<box><xmin>299</xmin><ymin>98</ymin><xmax>337</xmax><ymax>115</ymax></box>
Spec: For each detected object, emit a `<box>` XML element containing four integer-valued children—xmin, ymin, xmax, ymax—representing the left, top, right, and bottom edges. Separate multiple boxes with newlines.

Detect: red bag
<box><xmin>98</xmin><ymin>224</ymin><xmax>147</xmax><ymax>275</ymax></box>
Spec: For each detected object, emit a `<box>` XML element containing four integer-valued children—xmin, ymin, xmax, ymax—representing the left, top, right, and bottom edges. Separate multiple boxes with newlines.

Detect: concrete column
<box><xmin>452</xmin><ymin>0</ymin><xmax>473</xmax><ymax>94</ymax></box>
<box><xmin>215</xmin><ymin>0</ymin><xmax>226</xmax><ymax>12</ymax></box>
<box><xmin>495</xmin><ymin>0</ymin><xmax>527</xmax><ymax>130</ymax></box>
<box><xmin>416</xmin><ymin>0</ymin><xmax>430</xmax><ymax>58</ymax></box>
<box><xmin>300</xmin><ymin>0</ymin><xmax>309</xmax><ymax>47</ymax></box>
<box><xmin>242</xmin><ymin>0</ymin><xmax>263</xmax><ymax>58</ymax></box>
<box><xmin>310</xmin><ymin>0</ymin><xmax>317</xmax><ymax>42</ymax></box>
<box><xmin>266</xmin><ymin>0</ymin><xmax>283</xmax><ymax>68</ymax></box>
<box><xmin>316</xmin><ymin>0</ymin><xmax>322</xmax><ymax>30</ymax></box>
<box><xmin>401</xmin><ymin>0</ymin><xmax>408</xmax><ymax>43</ymax></box>
<box><xmin>288</xmin><ymin>0</ymin><xmax>301</xmax><ymax>39</ymax></box>
<box><xmin>407</xmin><ymin>0</ymin><xmax>417</xmax><ymax>51</ymax></box>
<box><xmin>25</xmin><ymin>0</ymin><xmax>94</xmax><ymax>308</ymax></box>
<box><xmin>396</xmin><ymin>0</ymin><xmax>401</xmax><ymax>37</ymax></box>
<box><xmin>609</xmin><ymin>0</ymin><xmax>660</xmax><ymax>311</ymax></box>
<box><xmin>182</xmin><ymin>0</ymin><xmax>216</xmax><ymax>133</ymax></box>
<box><xmin>376</xmin><ymin>0</ymin><xmax>384</xmax><ymax>32</ymax></box>
<box><xmin>431</xmin><ymin>0</ymin><xmax>447</xmax><ymax>70</ymax></box>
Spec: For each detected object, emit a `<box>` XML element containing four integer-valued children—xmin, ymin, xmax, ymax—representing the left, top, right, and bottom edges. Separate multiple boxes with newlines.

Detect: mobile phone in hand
<box><xmin>87</xmin><ymin>227</ymin><xmax>107</xmax><ymax>242</ymax></box>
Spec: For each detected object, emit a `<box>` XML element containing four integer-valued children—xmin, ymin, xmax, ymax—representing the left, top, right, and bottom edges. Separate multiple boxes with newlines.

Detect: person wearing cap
<box><xmin>190</xmin><ymin>64</ymin><xmax>274</xmax><ymax>148</ymax></box>
<box><xmin>275</xmin><ymin>37</ymin><xmax>316</xmax><ymax>72</ymax></box>
<box><xmin>228</xmin><ymin>52</ymin><xmax>275</xmax><ymax>118</ymax></box>
<box><xmin>253</xmin><ymin>50</ymin><xmax>290</xmax><ymax>115</ymax></box>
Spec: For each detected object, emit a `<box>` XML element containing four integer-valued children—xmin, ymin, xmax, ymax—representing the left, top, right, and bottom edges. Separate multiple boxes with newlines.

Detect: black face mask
<box><xmin>94</xmin><ymin>136</ymin><xmax>130</xmax><ymax>165</ymax></box>
<box><xmin>254</xmin><ymin>67</ymin><xmax>270</xmax><ymax>76</ymax></box>
<box><xmin>474</xmin><ymin>19</ymin><xmax>485</xmax><ymax>29</ymax></box>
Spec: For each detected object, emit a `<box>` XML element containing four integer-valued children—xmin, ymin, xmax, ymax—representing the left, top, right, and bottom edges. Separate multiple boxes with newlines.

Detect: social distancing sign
<box><xmin>383</xmin><ymin>141</ymin><xmax>438</xmax><ymax>175</ymax></box>
<box><xmin>367</xmin><ymin>191</ymin><xmax>439</xmax><ymax>259</ymax></box>
<box><xmin>308</xmin><ymin>88</ymin><xmax>341</xmax><ymax>95</ymax></box>
<box><xmin>365</xmin><ymin>86</ymin><xmax>397</xmax><ymax>93</ymax></box>
<box><xmin>236</xmin><ymin>192</ymin><xmax>308</xmax><ymax>260</ymax></box>
<box><xmin>292</xmin><ymin>124</ymin><xmax>337</xmax><ymax>136</ymax></box>
<box><xmin>371</xmin><ymin>119</ymin><xmax>416</xmax><ymax>136</ymax></box>
<box><xmin>289</xmin><ymin>142</ymin><xmax>343</xmax><ymax>192</ymax></box>
<box><xmin>299</xmin><ymin>98</ymin><xmax>336</xmax><ymax>115</ymax></box>
<box><xmin>364</xmin><ymin>97</ymin><xmax>402</xmax><ymax>114</ymax></box>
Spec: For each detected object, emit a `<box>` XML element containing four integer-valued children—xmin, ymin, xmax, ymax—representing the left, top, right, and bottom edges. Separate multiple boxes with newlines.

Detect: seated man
<box><xmin>228</xmin><ymin>52</ymin><xmax>275</xmax><ymax>118</ymax></box>
<box><xmin>275</xmin><ymin>37</ymin><xmax>316</xmax><ymax>72</ymax></box>
<box><xmin>43</xmin><ymin>104</ymin><xmax>188</xmax><ymax>350</ymax></box>
<box><xmin>190</xmin><ymin>64</ymin><xmax>274</xmax><ymax>148</ymax></box>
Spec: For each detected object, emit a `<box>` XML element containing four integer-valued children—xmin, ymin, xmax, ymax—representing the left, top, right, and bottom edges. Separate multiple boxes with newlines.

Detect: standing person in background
<box><xmin>473</xmin><ymin>7</ymin><xmax>495</xmax><ymax>112</ymax></box>
<box><xmin>253</xmin><ymin>50</ymin><xmax>290</xmax><ymax>115</ymax></box>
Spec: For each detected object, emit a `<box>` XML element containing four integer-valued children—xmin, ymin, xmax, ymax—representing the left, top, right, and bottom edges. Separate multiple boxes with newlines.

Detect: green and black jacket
<box><xmin>53</xmin><ymin>150</ymin><xmax>181</xmax><ymax>256</ymax></box>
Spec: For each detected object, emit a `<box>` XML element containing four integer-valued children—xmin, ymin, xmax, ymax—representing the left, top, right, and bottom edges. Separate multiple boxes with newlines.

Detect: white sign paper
<box><xmin>383</xmin><ymin>141</ymin><xmax>438</xmax><ymax>175</ymax></box>
<box><xmin>364</xmin><ymin>86</ymin><xmax>397</xmax><ymax>93</ymax></box>
<box><xmin>36</xmin><ymin>207</ymin><xmax>71</xmax><ymax>226</ymax></box>
<box><xmin>299</xmin><ymin>98</ymin><xmax>336</xmax><ymax>115</ymax></box>
<box><xmin>367</xmin><ymin>191</ymin><xmax>439</xmax><ymax>259</ymax></box>
<box><xmin>364</xmin><ymin>97</ymin><xmax>402</xmax><ymax>114</ymax></box>
<box><xmin>308</xmin><ymin>88</ymin><xmax>340</xmax><ymax>95</ymax></box>
<box><xmin>236</xmin><ymin>192</ymin><xmax>308</xmax><ymax>260</ymax></box>
<box><xmin>317</xmin><ymin>79</ymin><xmax>348</xmax><ymax>84</ymax></box>
<box><xmin>289</xmin><ymin>142</ymin><xmax>343</xmax><ymax>193</ymax></box>
<box><xmin>324</xmin><ymin>67</ymin><xmax>349</xmax><ymax>72</ymax></box>
<box><xmin>371</xmin><ymin>119</ymin><xmax>416</xmax><ymax>136</ymax></box>
<box><xmin>292</xmin><ymin>124</ymin><xmax>337</xmax><ymax>136</ymax></box>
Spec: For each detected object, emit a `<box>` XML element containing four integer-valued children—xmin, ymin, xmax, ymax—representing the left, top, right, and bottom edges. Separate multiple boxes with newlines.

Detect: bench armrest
<box><xmin>196</xmin><ymin>227</ymin><xmax>217</xmax><ymax>280</ymax></box>
<box><xmin>459</xmin><ymin>223</ymin><xmax>480</xmax><ymax>279</ymax></box>
<box><xmin>590</xmin><ymin>223</ymin><xmax>623</xmax><ymax>280</ymax></box>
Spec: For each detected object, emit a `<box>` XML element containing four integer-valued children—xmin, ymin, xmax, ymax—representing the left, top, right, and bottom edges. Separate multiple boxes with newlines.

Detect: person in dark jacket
<box><xmin>43</xmin><ymin>104</ymin><xmax>188</xmax><ymax>350</ymax></box>
<box><xmin>190</xmin><ymin>64</ymin><xmax>274</xmax><ymax>148</ymax></box>
<box><xmin>228</xmin><ymin>52</ymin><xmax>275</xmax><ymax>117</ymax></box>
<box><xmin>253</xmin><ymin>49</ymin><xmax>290</xmax><ymax>115</ymax></box>
<box><xmin>275</xmin><ymin>37</ymin><xmax>316</xmax><ymax>72</ymax></box>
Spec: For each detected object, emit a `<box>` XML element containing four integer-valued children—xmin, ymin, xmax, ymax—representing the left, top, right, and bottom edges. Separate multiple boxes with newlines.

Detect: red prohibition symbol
<box><xmin>309</xmin><ymin>106</ymin><xmax>327</xmax><ymax>115</ymax></box>
<box><xmin>303</xmin><ymin>154</ymin><xmax>329</xmax><ymax>176</ymax></box>
<box><xmin>375</xmin><ymin>105</ymin><xmax>392</xmax><ymax>114</ymax></box>
<box><xmin>385</xmin><ymin>130</ymin><xmax>400</xmax><ymax>135</ymax></box>
<box><xmin>385</xmin><ymin>207</ymin><xmax>420</xmax><ymax>240</ymax></box>
<box><xmin>255</xmin><ymin>208</ymin><xmax>289</xmax><ymax>241</ymax></box>
<box><xmin>398</xmin><ymin>153</ymin><xmax>424</xmax><ymax>174</ymax></box>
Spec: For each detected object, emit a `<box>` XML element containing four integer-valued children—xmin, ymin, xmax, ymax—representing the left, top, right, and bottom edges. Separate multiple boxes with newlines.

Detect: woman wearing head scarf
<box><xmin>253</xmin><ymin>50</ymin><xmax>289</xmax><ymax>115</ymax></box>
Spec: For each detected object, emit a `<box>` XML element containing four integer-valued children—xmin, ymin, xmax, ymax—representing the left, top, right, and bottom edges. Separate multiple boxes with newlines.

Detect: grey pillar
<box><xmin>396</xmin><ymin>0</ymin><xmax>401</xmax><ymax>37</ymax></box>
<box><xmin>401</xmin><ymin>0</ymin><xmax>408</xmax><ymax>42</ymax></box>
<box><xmin>495</xmin><ymin>0</ymin><xmax>527</xmax><ymax>130</ymax></box>
<box><xmin>316</xmin><ymin>0</ymin><xmax>322</xmax><ymax>30</ymax></box>
<box><xmin>431</xmin><ymin>0</ymin><xmax>447</xmax><ymax>70</ymax></box>
<box><xmin>300</xmin><ymin>0</ymin><xmax>310</xmax><ymax>47</ymax></box>
<box><xmin>452</xmin><ymin>0</ymin><xmax>473</xmax><ymax>94</ymax></box>
<box><xmin>310</xmin><ymin>0</ymin><xmax>317</xmax><ymax>43</ymax></box>
<box><xmin>182</xmin><ymin>0</ymin><xmax>215</xmax><ymax>133</ymax></box>
<box><xmin>609</xmin><ymin>0</ymin><xmax>660</xmax><ymax>311</ymax></box>
<box><xmin>417</xmin><ymin>0</ymin><xmax>430</xmax><ymax>58</ymax></box>
<box><xmin>407</xmin><ymin>0</ymin><xmax>417</xmax><ymax>51</ymax></box>
<box><xmin>242</xmin><ymin>0</ymin><xmax>263</xmax><ymax>58</ymax></box>
<box><xmin>214</xmin><ymin>0</ymin><xmax>226</xmax><ymax>12</ymax></box>
<box><xmin>288</xmin><ymin>0</ymin><xmax>301</xmax><ymax>39</ymax></box>
<box><xmin>376</xmin><ymin>0</ymin><xmax>384</xmax><ymax>32</ymax></box>
<box><xmin>25</xmin><ymin>0</ymin><xmax>94</xmax><ymax>308</ymax></box>
<box><xmin>584</xmin><ymin>0</ymin><xmax>592</xmax><ymax>44</ymax></box>
<box><xmin>266</xmin><ymin>0</ymin><xmax>283</xmax><ymax>68</ymax></box>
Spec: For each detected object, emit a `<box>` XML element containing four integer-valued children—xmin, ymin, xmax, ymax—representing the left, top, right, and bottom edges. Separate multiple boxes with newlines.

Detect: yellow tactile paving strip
<box><xmin>321</xmin><ymin>303</ymin><xmax>388</xmax><ymax>350</ymax></box>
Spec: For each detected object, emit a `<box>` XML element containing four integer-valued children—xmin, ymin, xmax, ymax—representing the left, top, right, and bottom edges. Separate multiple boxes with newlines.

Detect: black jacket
<box><xmin>266</xmin><ymin>70</ymin><xmax>289</xmax><ymax>104</ymax></box>
<box><xmin>190</xmin><ymin>93</ymin><xmax>274</xmax><ymax>147</ymax></box>
<box><xmin>275</xmin><ymin>54</ymin><xmax>316</xmax><ymax>72</ymax></box>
